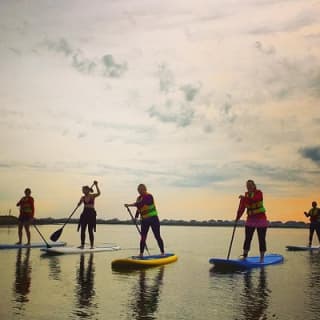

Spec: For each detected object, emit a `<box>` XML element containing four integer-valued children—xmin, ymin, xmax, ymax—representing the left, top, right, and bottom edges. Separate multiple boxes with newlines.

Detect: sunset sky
<box><xmin>0</xmin><ymin>0</ymin><xmax>319</xmax><ymax>222</ymax></box>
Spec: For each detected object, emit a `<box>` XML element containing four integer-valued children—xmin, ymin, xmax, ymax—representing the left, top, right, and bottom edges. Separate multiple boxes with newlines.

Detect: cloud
<box><xmin>41</xmin><ymin>38</ymin><xmax>127</xmax><ymax>77</ymax></box>
<box><xmin>72</xmin><ymin>53</ymin><xmax>97</xmax><ymax>74</ymax></box>
<box><xmin>180</xmin><ymin>83</ymin><xmax>201</xmax><ymax>101</ymax></box>
<box><xmin>148</xmin><ymin>100</ymin><xmax>194</xmax><ymax>127</ymax></box>
<box><xmin>250</xmin><ymin>10</ymin><xmax>318</xmax><ymax>35</ymax></box>
<box><xmin>255</xmin><ymin>41</ymin><xmax>275</xmax><ymax>55</ymax></box>
<box><xmin>101</xmin><ymin>54</ymin><xmax>127</xmax><ymax>78</ymax></box>
<box><xmin>157</xmin><ymin>63</ymin><xmax>175</xmax><ymax>93</ymax></box>
<box><xmin>43</xmin><ymin>38</ymin><xmax>73</xmax><ymax>56</ymax></box>
<box><xmin>300</xmin><ymin>146</ymin><xmax>320</xmax><ymax>165</ymax></box>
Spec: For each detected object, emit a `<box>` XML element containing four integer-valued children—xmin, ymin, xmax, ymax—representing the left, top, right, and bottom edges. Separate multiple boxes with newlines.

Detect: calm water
<box><xmin>0</xmin><ymin>224</ymin><xmax>319</xmax><ymax>320</ymax></box>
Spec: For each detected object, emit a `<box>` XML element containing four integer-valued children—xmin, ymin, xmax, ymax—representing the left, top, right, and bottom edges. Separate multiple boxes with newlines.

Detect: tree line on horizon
<box><xmin>0</xmin><ymin>214</ymin><xmax>308</xmax><ymax>228</ymax></box>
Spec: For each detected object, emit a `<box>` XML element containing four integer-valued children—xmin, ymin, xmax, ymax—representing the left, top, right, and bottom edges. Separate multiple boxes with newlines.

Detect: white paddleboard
<box><xmin>0</xmin><ymin>241</ymin><xmax>66</xmax><ymax>250</ymax></box>
<box><xmin>41</xmin><ymin>244</ymin><xmax>120</xmax><ymax>255</ymax></box>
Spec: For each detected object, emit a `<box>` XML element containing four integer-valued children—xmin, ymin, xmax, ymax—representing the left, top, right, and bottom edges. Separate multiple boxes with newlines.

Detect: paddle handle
<box><xmin>126</xmin><ymin>206</ymin><xmax>150</xmax><ymax>255</ymax></box>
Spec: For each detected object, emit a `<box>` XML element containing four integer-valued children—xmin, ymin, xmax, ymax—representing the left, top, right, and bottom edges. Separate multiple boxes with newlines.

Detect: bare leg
<box><xmin>17</xmin><ymin>223</ymin><xmax>23</xmax><ymax>244</ymax></box>
<box><xmin>24</xmin><ymin>223</ymin><xmax>31</xmax><ymax>245</ymax></box>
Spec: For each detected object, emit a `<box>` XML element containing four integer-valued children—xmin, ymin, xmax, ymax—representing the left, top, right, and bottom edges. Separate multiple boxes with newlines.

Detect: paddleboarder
<box><xmin>125</xmin><ymin>184</ymin><xmax>165</xmax><ymax>257</ymax></box>
<box><xmin>16</xmin><ymin>188</ymin><xmax>35</xmax><ymax>245</ymax></box>
<box><xmin>77</xmin><ymin>181</ymin><xmax>100</xmax><ymax>249</ymax></box>
<box><xmin>236</xmin><ymin>180</ymin><xmax>268</xmax><ymax>263</ymax></box>
<box><xmin>304</xmin><ymin>201</ymin><xmax>320</xmax><ymax>247</ymax></box>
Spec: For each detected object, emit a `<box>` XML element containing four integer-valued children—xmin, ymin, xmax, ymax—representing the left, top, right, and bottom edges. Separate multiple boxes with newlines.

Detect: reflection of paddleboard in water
<box><xmin>41</xmin><ymin>244</ymin><xmax>120</xmax><ymax>255</ymax></box>
<box><xmin>0</xmin><ymin>242</ymin><xmax>66</xmax><ymax>250</ymax></box>
<box><xmin>112</xmin><ymin>253</ymin><xmax>178</xmax><ymax>269</ymax></box>
<box><xmin>286</xmin><ymin>245</ymin><xmax>320</xmax><ymax>251</ymax></box>
<box><xmin>209</xmin><ymin>254</ymin><xmax>284</xmax><ymax>270</ymax></box>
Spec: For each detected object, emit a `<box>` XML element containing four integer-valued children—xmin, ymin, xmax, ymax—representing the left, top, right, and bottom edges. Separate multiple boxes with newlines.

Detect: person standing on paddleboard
<box><xmin>304</xmin><ymin>201</ymin><xmax>320</xmax><ymax>247</ymax></box>
<box><xmin>16</xmin><ymin>188</ymin><xmax>35</xmax><ymax>245</ymax></box>
<box><xmin>125</xmin><ymin>184</ymin><xmax>165</xmax><ymax>257</ymax></box>
<box><xmin>77</xmin><ymin>181</ymin><xmax>100</xmax><ymax>249</ymax></box>
<box><xmin>236</xmin><ymin>180</ymin><xmax>268</xmax><ymax>263</ymax></box>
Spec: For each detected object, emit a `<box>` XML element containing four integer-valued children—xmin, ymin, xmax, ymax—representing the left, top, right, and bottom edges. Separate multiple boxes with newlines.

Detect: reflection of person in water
<box><xmin>13</xmin><ymin>248</ymin><xmax>32</xmax><ymax>304</ymax></box>
<box><xmin>239</xmin><ymin>269</ymin><xmax>270</xmax><ymax>320</ymax></box>
<box><xmin>75</xmin><ymin>253</ymin><xmax>96</xmax><ymax>317</ymax></box>
<box><xmin>129</xmin><ymin>267</ymin><xmax>164</xmax><ymax>320</ymax></box>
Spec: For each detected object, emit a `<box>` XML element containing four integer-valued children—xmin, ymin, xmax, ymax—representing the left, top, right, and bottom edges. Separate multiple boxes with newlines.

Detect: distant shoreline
<box><xmin>0</xmin><ymin>215</ymin><xmax>309</xmax><ymax>229</ymax></box>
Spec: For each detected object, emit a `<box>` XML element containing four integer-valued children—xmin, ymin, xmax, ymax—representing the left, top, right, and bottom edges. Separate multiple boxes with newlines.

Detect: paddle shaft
<box><xmin>32</xmin><ymin>223</ymin><xmax>51</xmax><ymax>248</ymax></box>
<box><xmin>227</xmin><ymin>221</ymin><xmax>237</xmax><ymax>260</ymax></box>
<box><xmin>126</xmin><ymin>206</ymin><xmax>150</xmax><ymax>255</ymax></box>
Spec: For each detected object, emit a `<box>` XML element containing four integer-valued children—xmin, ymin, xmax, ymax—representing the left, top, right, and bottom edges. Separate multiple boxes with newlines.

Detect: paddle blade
<box><xmin>50</xmin><ymin>228</ymin><xmax>63</xmax><ymax>242</ymax></box>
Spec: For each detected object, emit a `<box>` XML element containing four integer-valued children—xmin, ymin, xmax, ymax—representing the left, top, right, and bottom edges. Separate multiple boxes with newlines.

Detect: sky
<box><xmin>0</xmin><ymin>0</ymin><xmax>319</xmax><ymax>222</ymax></box>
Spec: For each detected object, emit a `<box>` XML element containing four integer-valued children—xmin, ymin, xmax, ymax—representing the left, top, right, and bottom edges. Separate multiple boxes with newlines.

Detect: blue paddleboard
<box><xmin>209</xmin><ymin>254</ymin><xmax>284</xmax><ymax>270</ymax></box>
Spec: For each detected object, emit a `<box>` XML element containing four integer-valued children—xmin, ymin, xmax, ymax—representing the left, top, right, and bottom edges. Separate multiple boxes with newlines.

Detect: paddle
<box><xmin>50</xmin><ymin>204</ymin><xmax>80</xmax><ymax>241</ymax></box>
<box><xmin>227</xmin><ymin>199</ymin><xmax>244</xmax><ymax>259</ymax></box>
<box><xmin>32</xmin><ymin>222</ymin><xmax>52</xmax><ymax>248</ymax></box>
<box><xmin>125</xmin><ymin>206</ymin><xmax>150</xmax><ymax>255</ymax></box>
<box><xmin>226</xmin><ymin>221</ymin><xmax>237</xmax><ymax>260</ymax></box>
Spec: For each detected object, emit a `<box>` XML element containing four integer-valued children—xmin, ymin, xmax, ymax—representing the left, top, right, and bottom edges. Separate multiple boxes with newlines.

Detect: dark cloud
<box><xmin>300</xmin><ymin>146</ymin><xmax>320</xmax><ymax>165</ymax></box>
<box><xmin>102</xmin><ymin>54</ymin><xmax>127</xmax><ymax>78</ymax></box>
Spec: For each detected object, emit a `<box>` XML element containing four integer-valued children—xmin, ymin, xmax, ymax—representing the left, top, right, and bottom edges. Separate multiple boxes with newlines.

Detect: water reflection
<box><xmin>238</xmin><ymin>269</ymin><xmax>270</xmax><ymax>320</ymax></box>
<box><xmin>307</xmin><ymin>251</ymin><xmax>320</xmax><ymax>317</ymax></box>
<box><xmin>128</xmin><ymin>267</ymin><xmax>164</xmax><ymax>320</ymax></box>
<box><xmin>74</xmin><ymin>253</ymin><xmax>97</xmax><ymax>319</ymax></box>
<box><xmin>13</xmin><ymin>248</ymin><xmax>32</xmax><ymax>307</ymax></box>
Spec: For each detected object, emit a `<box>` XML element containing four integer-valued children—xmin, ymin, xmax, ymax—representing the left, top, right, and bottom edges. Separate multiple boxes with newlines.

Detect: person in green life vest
<box><xmin>304</xmin><ymin>201</ymin><xmax>320</xmax><ymax>247</ymax></box>
<box><xmin>16</xmin><ymin>188</ymin><xmax>35</xmax><ymax>245</ymax></box>
<box><xmin>125</xmin><ymin>184</ymin><xmax>165</xmax><ymax>257</ymax></box>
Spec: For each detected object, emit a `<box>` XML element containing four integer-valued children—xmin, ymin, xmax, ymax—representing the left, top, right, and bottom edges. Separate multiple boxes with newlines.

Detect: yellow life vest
<box><xmin>140</xmin><ymin>203</ymin><xmax>158</xmax><ymax>219</ymax></box>
<box><xmin>246</xmin><ymin>191</ymin><xmax>266</xmax><ymax>216</ymax></box>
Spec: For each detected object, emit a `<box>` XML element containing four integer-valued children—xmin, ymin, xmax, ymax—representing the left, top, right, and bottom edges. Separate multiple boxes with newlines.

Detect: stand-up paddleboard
<box><xmin>286</xmin><ymin>245</ymin><xmax>320</xmax><ymax>251</ymax></box>
<box><xmin>209</xmin><ymin>254</ymin><xmax>284</xmax><ymax>270</ymax></box>
<box><xmin>112</xmin><ymin>253</ymin><xmax>178</xmax><ymax>269</ymax></box>
<box><xmin>41</xmin><ymin>244</ymin><xmax>120</xmax><ymax>255</ymax></box>
<box><xmin>0</xmin><ymin>241</ymin><xmax>66</xmax><ymax>250</ymax></box>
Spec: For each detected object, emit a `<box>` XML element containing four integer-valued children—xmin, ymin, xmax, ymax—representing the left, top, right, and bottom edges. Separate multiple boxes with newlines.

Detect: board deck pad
<box><xmin>112</xmin><ymin>253</ymin><xmax>178</xmax><ymax>269</ymax></box>
<box><xmin>0</xmin><ymin>241</ymin><xmax>66</xmax><ymax>250</ymax></box>
<box><xmin>41</xmin><ymin>244</ymin><xmax>120</xmax><ymax>255</ymax></box>
<box><xmin>209</xmin><ymin>254</ymin><xmax>284</xmax><ymax>270</ymax></box>
<box><xmin>286</xmin><ymin>245</ymin><xmax>320</xmax><ymax>251</ymax></box>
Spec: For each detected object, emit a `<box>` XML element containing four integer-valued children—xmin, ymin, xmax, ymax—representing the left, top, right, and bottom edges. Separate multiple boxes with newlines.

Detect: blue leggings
<box><xmin>140</xmin><ymin>216</ymin><xmax>164</xmax><ymax>254</ymax></box>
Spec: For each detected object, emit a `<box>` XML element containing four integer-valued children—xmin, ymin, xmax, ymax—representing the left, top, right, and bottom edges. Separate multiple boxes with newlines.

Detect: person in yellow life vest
<box><xmin>236</xmin><ymin>180</ymin><xmax>268</xmax><ymax>263</ymax></box>
<box><xmin>125</xmin><ymin>184</ymin><xmax>165</xmax><ymax>257</ymax></box>
<box><xmin>304</xmin><ymin>201</ymin><xmax>320</xmax><ymax>247</ymax></box>
<box><xmin>16</xmin><ymin>188</ymin><xmax>35</xmax><ymax>245</ymax></box>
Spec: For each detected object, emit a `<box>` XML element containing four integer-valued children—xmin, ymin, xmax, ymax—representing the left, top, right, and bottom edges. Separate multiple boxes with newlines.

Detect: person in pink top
<box><xmin>236</xmin><ymin>180</ymin><xmax>269</xmax><ymax>263</ymax></box>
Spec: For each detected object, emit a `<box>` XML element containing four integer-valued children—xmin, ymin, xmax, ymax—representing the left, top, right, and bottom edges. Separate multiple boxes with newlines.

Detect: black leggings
<box><xmin>78</xmin><ymin>208</ymin><xmax>96</xmax><ymax>246</ymax></box>
<box><xmin>309</xmin><ymin>223</ymin><xmax>320</xmax><ymax>244</ymax></box>
<box><xmin>243</xmin><ymin>226</ymin><xmax>267</xmax><ymax>252</ymax></box>
<box><xmin>140</xmin><ymin>216</ymin><xmax>164</xmax><ymax>254</ymax></box>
